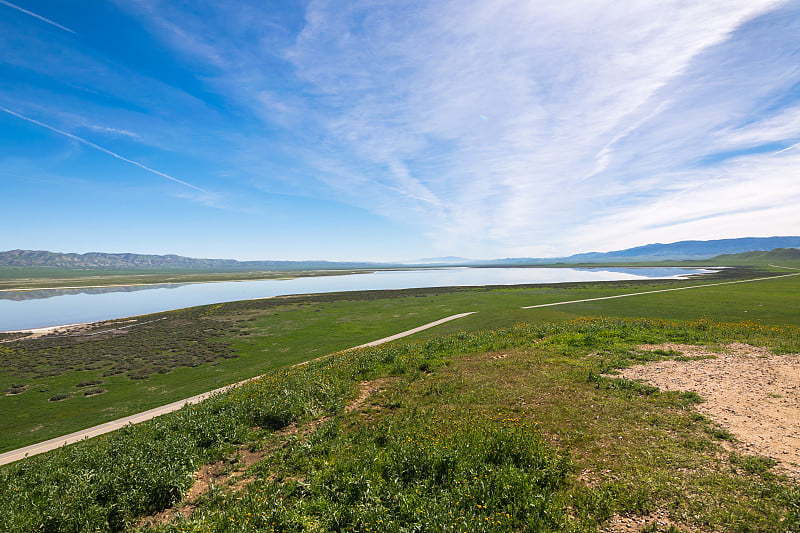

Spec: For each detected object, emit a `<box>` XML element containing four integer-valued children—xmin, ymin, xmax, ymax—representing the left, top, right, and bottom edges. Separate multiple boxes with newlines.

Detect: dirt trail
<box><xmin>138</xmin><ymin>379</ymin><xmax>388</xmax><ymax>528</ymax></box>
<box><xmin>620</xmin><ymin>343</ymin><xmax>800</xmax><ymax>478</ymax></box>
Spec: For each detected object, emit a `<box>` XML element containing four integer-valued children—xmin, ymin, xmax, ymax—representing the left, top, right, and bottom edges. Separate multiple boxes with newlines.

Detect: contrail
<box><xmin>0</xmin><ymin>105</ymin><xmax>207</xmax><ymax>193</ymax></box>
<box><xmin>0</xmin><ymin>0</ymin><xmax>75</xmax><ymax>34</ymax></box>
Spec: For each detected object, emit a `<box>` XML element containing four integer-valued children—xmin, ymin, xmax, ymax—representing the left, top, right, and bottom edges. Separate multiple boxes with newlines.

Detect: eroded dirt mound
<box><xmin>621</xmin><ymin>343</ymin><xmax>800</xmax><ymax>478</ymax></box>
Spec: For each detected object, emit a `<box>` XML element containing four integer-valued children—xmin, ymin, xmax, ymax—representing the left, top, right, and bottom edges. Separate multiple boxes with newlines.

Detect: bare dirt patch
<box><xmin>1</xmin><ymin>318</ymin><xmax>159</xmax><ymax>343</ymax></box>
<box><xmin>620</xmin><ymin>343</ymin><xmax>800</xmax><ymax>478</ymax></box>
<box><xmin>602</xmin><ymin>509</ymin><xmax>692</xmax><ymax>532</ymax></box>
<box><xmin>345</xmin><ymin>378</ymin><xmax>390</xmax><ymax>414</ymax></box>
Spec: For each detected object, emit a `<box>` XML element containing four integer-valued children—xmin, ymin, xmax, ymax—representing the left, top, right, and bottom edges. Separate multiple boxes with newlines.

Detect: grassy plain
<box><xmin>1</xmin><ymin>318</ymin><xmax>799</xmax><ymax>531</ymax></box>
<box><xmin>1</xmin><ymin>267</ymin><xmax>798</xmax><ymax>452</ymax></box>
<box><xmin>0</xmin><ymin>265</ymin><xmax>799</xmax><ymax>530</ymax></box>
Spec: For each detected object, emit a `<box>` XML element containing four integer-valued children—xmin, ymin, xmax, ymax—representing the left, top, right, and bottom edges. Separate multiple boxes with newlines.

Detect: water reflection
<box><xmin>574</xmin><ymin>267</ymin><xmax>706</xmax><ymax>278</ymax></box>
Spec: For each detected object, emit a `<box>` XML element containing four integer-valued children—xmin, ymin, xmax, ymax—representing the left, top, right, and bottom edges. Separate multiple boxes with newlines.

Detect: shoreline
<box><xmin>4</xmin><ymin>322</ymin><xmax>89</xmax><ymax>335</ymax></box>
<box><xmin>0</xmin><ymin>265</ymin><xmax>721</xmax><ymax>293</ymax></box>
<box><xmin>0</xmin><ymin>320</ymin><xmax>132</xmax><ymax>338</ymax></box>
<box><xmin>0</xmin><ymin>267</ymin><xmax>727</xmax><ymax>334</ymax></box>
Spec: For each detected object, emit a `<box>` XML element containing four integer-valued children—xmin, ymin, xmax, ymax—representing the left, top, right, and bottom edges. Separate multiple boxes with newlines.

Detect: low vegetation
<box><xmin>0</xmin><ymin>316</ymin><xmax>237</xmax><ymax>382</ymax></box>
<box><xmin>2</xmin><ymin>269</ymin><xmax>799</xmax><ymax>453</ymax></box>
<box><xmin>1</xmin><ymin>317</ymin><xmax>799</xmax><ymax>532</ymax></box>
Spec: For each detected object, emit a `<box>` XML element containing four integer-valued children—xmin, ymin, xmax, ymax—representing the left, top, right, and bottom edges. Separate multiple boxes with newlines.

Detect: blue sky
<box><xmin>1</xmin><ymin>0</ymin><xmax>799</xmax><ymax>261</ymax></box>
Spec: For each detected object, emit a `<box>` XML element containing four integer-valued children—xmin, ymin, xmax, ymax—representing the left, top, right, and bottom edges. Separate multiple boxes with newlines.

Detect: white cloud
<box><xmin>564</xmin><ymin>146</ymin><xmax>800</xmax><ymax>253</ymax></box>
<box><xmin>281</xmin><ymin>0</ymin><xmax>790</xmax><ymax>256</ymax></box>
<box><xmin>97</xmin><ymin>1</ymin><xmax>800</xmax><ymax>256</ymax></box>
<box><xmin>719</xmin><ymin>106</ymin><xmax>800</xmax><ymax>149</ymax></box>
<box><xmin>85</xmin><ymin>125</ymin><xmax>140</xmax><ymax>139</ymax></box>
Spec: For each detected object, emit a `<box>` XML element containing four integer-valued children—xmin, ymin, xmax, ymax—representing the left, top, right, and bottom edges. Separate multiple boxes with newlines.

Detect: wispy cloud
<box><xmin>0</xmin><ymin>105</ymin><xmax>206</xmax><ymax>193</ymax></box>
<box><xmin>0</xmin><ymin>0</ymin><xmax>75</xmax><ymax>34</ymax></box>
<box><xmin>279</xmin><ymin>0</ymin><xmax>794</xmax><ymax>255</ymax></box>
<box><xmin>566</xmin><ymin>145</ymin><xmax>800</xmax><ymax>253</ymax></box>
<box><xmin>86</xmin><ymin>125</ymin><xmax>141</xmax><ymax>139</ymax></box>
<box><xmin>16</xmin><ymin>0</ymin><xmax>798</xmax><ymax>258</ymax></box>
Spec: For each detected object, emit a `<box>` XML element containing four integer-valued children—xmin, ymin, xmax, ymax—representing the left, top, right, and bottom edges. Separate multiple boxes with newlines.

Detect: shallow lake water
<box><xmin>0</xmin><ymin>267</ymin><xmax>712</xmax><ymax>331</ymax></box>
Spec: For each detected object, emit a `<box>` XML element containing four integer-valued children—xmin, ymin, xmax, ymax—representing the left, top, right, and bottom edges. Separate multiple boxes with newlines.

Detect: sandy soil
<box><xmin>0</xmin><ymin>318</ymin><xmax>162</xmax><ymax>341</ymax></box>
<box><xmin>1</xmin><ymin>323</ymin><xmax>90</xmax><ymax>339</ymax></box>
<box><xmin>619</xmin><ymin>343</ymin><xmax>800</xmax><ymax>478</ymax></box>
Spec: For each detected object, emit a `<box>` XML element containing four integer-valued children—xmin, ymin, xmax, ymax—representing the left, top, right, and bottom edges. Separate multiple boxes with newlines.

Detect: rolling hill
<box><xmin>707</xmin><ymin>247</ymin><xmax>800</xmax><ymax>265</ymax></box>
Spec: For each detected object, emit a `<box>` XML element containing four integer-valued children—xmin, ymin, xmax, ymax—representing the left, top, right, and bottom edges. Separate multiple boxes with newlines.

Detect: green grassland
<box><xmin>1</xmin><ymin>267</ymin><xmax>798</xmax><ymax>452</ymax></box>
<box><xmin>0</xmin><ymin>265</ymin><xmax>799</xmax><ymax>531</ymax></box>
<box><xmin>1</xmin><ymin>318</ymin><xmax>799</xmax><ymax>531</ymax></box>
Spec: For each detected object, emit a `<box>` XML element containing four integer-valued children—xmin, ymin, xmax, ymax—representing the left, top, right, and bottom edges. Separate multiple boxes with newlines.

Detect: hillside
<box><xmin>2</xmin><ymin>272</ymin><xmax>800</xmax><ymax>531</ymax></box>
<box><xmin>710</xmin><ymin>247</ymin><xmax>800</xmax><ymax>264</ymax></box>
<box><xmin>2</xmin><ymin>316</ymin><xmax>800</xmax><ymax>531</ymax></box>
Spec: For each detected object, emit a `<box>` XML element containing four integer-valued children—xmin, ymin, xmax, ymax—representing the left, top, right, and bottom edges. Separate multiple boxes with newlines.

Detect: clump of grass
<box><xmin>47</xmin><ymin>393</ymin><xmax>70</xmax><ymax>402</ymax></box>
<box><xmin>707</xmin><ymin>426</ymin><xmax>735</xmax><ymax>441</ymax></box>
<box><xmin>649</xmin><ymin>348</ymin><xmax>683</xmax><ymax>357</ymax></box>
<box><xmin>679</xmin><ymin>390</ymin><xmax>704</xmax><ymax>404</ymax></box>
<box><xmin>4</xmin><ymin>384</ymin><xmax>26</xmax><ymax>395</ymax></box>
<box><xmin>75</xmin><ymin>379</ymin><xmax>104</xmax><ymax>388</ymax></box>
<box><xmin>730</xmin><ymin>453</ymin><xmax>778</xmax><ymax>475</ymax></box>
<box><xmin>587</xmin><ymin>373</ymin><xmax>659</xmax><ymax>396</ymax></box>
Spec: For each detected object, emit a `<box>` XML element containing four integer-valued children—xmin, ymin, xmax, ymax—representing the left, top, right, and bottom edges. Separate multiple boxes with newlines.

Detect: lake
<box><xmin>0</xmin><ymin>267</ymin><xmax>712</xmax><ymax>331</ymax></box>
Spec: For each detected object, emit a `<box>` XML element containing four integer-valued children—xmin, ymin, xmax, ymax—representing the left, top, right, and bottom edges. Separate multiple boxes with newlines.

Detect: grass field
<box><xmin>1</xmin><ymin>317</ymin><xmax>799</xmax><ymax>531</ymax></box>
<box><xmin>0</xmin><ymin>265</ymin><xmax>799</xmax><ymax>531</ymax></box>
<box><xmin>1</xmin><ymin>267</ymin><xmax>798</xmax><ymax>453</ymax></box>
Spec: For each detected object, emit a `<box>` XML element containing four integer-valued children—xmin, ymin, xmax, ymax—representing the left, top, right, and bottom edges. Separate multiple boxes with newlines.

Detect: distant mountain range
<box><xmin>473</xmin><ymin>236</ymin><xmax>800</xmax><ymax>265</ymax></box>
<box><xmin>2</xmin><ymin>236</ymin><xmax>799</xmax><ymax>271</ymax></box>
<box><xmin>0</xmin><ymin>249</ymin><xmax>391</xmax><ymax>271</ymax></box>
<box><xmin>557</xmin><ymin>236</ymin><xmax>800</xmax><ymax>263</ymax></box>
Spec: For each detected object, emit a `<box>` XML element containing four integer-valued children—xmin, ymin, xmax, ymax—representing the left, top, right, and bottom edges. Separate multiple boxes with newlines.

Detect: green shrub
<box><xmin>47</xmin><ymin>393</ymin><xmax>70</xmax><ymax>402</ymax></box>
<box><xmin>76</xmin><ymin>379</ymin><xmax>105</xmax><ymax>388</ymax></box>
